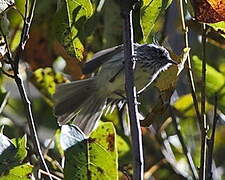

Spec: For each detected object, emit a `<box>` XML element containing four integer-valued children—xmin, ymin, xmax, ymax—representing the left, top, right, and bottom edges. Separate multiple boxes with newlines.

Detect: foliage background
<box><xmin>0</xmin><ymin>0</ymin><xmax>225</xmax><ymax>179</ymax></box>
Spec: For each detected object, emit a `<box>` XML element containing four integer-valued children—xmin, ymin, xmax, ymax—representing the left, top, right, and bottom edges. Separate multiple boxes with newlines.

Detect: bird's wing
<box><xmin>82</xmin><ymin>45</ymin><xmax>124</xmax><ymax>74</ymax></box>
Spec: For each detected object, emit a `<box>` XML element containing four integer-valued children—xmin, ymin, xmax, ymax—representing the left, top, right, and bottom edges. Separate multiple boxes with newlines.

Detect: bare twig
<box><xmin>199</xmin><ymin>23</ymin><xmax>208</xmax><ymax>180</ymax></box>
<box><xmin>207</xmin><ymin>95</ymin><xmax>218</xmax><ymax>180</ymax></box>
<box><xmin>0</xmin><ymin>68</ymin><xmax>15</xmax><ymax>78</ymax></box>
<box><xmin>39</xmin><ymin>169</ymin><xmax>62</xmax><ymax>180</ymax></box>
<box><xmin>144</xmin><ymin>158</ymin><xmax>167</xmax><ymax>179</ymax></box>
<box><xmin>178</xmin><ymin>0</ymin><xmax>201</xmax><ymax>125</ymax></box>
<box><xmin>179</xmin><ymin>0</ymin><xmax>205</xmax><ymax>179</ymax></box>
<box><xmin>169</xmin><ymin>105</ymin><xmax>198</xmax><ymax>179</ymax></box>
<box><xmin>1</xmin><ymin>0</ymin><xmax>53</xmax><ymax>179</ymax></box>
<box><xmin>120</xmin><ymin>0</ymin><xmax>143</xmax><ymax>179</ymax></box>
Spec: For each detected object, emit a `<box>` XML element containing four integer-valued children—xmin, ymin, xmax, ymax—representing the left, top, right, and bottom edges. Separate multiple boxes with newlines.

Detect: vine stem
<box><xmin>120</xmin><ymin>0</ymin><xmax>144</xmax><ymax>179</ymax></box>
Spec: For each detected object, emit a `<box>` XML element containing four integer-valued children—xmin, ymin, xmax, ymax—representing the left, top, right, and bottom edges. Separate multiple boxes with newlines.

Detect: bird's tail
<box><xmin>53</xmin><ymin>77</ymin><xmax>107</xmax><ymax>135</ymax></box>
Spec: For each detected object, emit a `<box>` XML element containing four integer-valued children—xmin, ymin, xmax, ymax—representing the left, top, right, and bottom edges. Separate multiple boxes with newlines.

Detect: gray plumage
<box><xmin>53</xmin><ymin>43</ymin><xmax>177</xmax><ymax>135</ymax></box>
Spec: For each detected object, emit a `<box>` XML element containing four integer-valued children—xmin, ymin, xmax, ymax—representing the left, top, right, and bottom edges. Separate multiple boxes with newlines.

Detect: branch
<box><xmin>179</xmin><ymin>1</ymin><xmax>206</xmax><ymax>179</ymax></box>
<box><xmin>120</xmin><ymin>0</ymin><xmax>143</xmax><ymax>179</ymax></box>
<box><xmin>199</xmin><ymin>23</ymin><xmax>208</xmax><ymax>180</ymax></box>
<box><xmin>179</xmin><ymin>0</ymin><xmax>201</xmax><ymax>125</ymax></box>
<box><xmin>1</xmin><ymin>0</ymin><xmax>53</xmax><ymax>179</ymax></box>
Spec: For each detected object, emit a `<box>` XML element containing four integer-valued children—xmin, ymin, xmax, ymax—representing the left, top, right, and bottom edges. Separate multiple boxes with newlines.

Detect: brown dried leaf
<box><xmin>53</xmin><ymin>41</ymin><xmax>84</xmax><ymax>80</ymax></box>
<box><xmin>192</xmin><ymin>0</ymin><xmax>225</xmax><ymax>23</ymax></box>
<box><xmin>23</xmin><ymin>25</ymin><xmax>55</xmax><ymax>70</ymax></box>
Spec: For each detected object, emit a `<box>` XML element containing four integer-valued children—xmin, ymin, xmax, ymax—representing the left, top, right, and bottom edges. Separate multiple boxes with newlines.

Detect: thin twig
<box><xmin>199</xmin><ymin>23</ymin><xmax>208</xmax><ymax>180</ymax></box>
<box><xmin>179</xmin><ymin>0</ymin><xmax>202</xmax><ymax>179</ymax></box>
<box><xmin>178</xmin><ymin>0</ymin><xmax>201</xmax><ymax>126</ymax></box>
<box><xmin>14</xmin><ymin>75</ymin><xmax>53</xmax><ymax>177</ymax></box>
<box><xmin>169</xmin><ymin>105</ymin><xmax>199</xmax><ymax>179</ymax></box>
<box><xmin>39</xmin><ymin>169</ymin><xmax>62</xmax><ymax>180</ymax></box>
<box><xmin>207</xmin><ymin>95</ymin><xmax>218</xmax><ymax>180</ymax></box>
<box><xmin>0</xmin><ymin>68</ymin><xmax>15</xmax><ymax>78</ymax></box>
<box><xmin>1</xmin><ymin>0</ymin><xmax>53</xmax><ymax>179</ymax></box>
<box><xmin>120</xmin><ymin>0</ymin><xmax>143</xmax><ymax>179</ymax></box>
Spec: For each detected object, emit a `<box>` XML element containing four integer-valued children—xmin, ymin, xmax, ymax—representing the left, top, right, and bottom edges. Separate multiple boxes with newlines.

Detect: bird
<box><xmin>53</xmin><ymin>43</ymin><xmax>177</xmax><ymax>135</ymax></box>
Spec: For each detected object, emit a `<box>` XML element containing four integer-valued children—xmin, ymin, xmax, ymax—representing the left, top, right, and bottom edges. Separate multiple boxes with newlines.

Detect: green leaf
<box><xmin>12</xmin><ymin>135</ymin><xmax>28</xmax><ymax>162</ymax></box>
<box><xmin>192</xmin><ymin>56</ymin><xmax>225</xmax><ymax>113</ymax></box>
<box><xmin>55</xmin><ymin>129</ymin><xmax>64</xmax><ymax>157</ymax></box>
<box><xmin>63</xmin><ymin>122</ymin><xmax>118</xmax><ymax>180</ymax></box>
<box><xmin>53</xmin><ymin>0</ymin><xmax>93</xmax><ymax>61</ymax></box>
<box><xmin>208</xmin><ymin>21</ymin><xmax>225</xmax><ymax>39</ymax></box>
<box><xmin>31</xmin><ymin>68</ymin><xmax>69</xmax><ymax>106</ymax></box>
<box><xmin>0</xmin><ymin>134</ymin><xmax>29</xmax><ymax>175</ymax></box>
<box><xmin>0</xmin><ymin>164</ymin><xmax>33</xmax><ymax>180</ymax></box>
<box><xmin>140</xmin><ymin>0</ymin><xmax>172</xmax><ymax>42</ymax></box>
<box><xmin>173</xmin><ymin>94</ymin><xmax>212</xmax><ymax>117</ymax></box>
<box><xmin>116</xmin><ymin>134</ymin><xmax>131</xmax><ymax>164</ymax></box>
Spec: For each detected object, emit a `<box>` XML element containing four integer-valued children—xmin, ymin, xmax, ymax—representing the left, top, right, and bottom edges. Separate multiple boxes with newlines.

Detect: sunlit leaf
<box><xmin>0</xmin><ymin>133</ymin><xmax>29</xmax><ymax>175</ymax></box>
<box><xmin>192</xmin><ymin>55</ymin><xmax>225</xmax><ymax>112</ymax></box>
<box><xmin>63</xmin><ymin>122</ymin><xmax>118</xmax><ymax>180</ymax></box>
<box><xmin>55</xmin><ymin>129</ymin><xmax>64</xmax><ymax>157</ymax></box>
<box><xmin>174</xmin><ymin>94</ymin><xmax>212</xmax><ymax>117</ymax></box>
<box><xmin>191</xmin><ymin>0</ymin><xmax>225</xmax><ymax>23</ymax></box>
<box><xmin>208</xmin><ymin>21</ymin><xmax>225</xmax><ymax>38</ymax></box>
<box><xmin>140</xmin><ymin>0</ymin><xmax>172</xmax><ymax>42</ymax></box>
<box><xmin>0</xmin><ymin>164</ymin><xmax>33</xmax><ymax>180</ymax></box>
<box><xmin>12</xmin><ymin>135</ymin><xmax>27</xmax><ymax>162</ymax></box>
<box><xmin>116</xmin><ymin>134</ymin><xmax>131</xmax><ymax>165</ymax></box>
<box><xmin>53</xmin><ymin>0</ymin><xmax>93</xmax><ymax>61</ymax></box>
<box><xmin>31</xmin><ymin>68</ymin><xmax>69</xmax><ymax>105</ymax></box>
